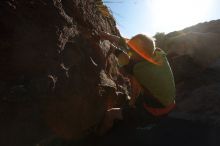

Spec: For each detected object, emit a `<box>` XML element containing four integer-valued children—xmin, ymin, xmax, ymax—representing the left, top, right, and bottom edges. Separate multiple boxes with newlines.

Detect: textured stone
<box><xmin>162</xmin><ymin>20</ymin><xmax>220</xmax><ymax>125</ymax></box>
<box><xmin>0</xmin><ymin>0</ymin><xmax>129</xmax><ymax>144</ymax></box>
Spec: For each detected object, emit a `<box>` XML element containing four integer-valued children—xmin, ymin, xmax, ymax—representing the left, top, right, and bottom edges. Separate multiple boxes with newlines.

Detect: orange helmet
<box><xmin>127</xmin><ymin>34</ymin><xmax>159</xmax><ymax>65</ymax></box>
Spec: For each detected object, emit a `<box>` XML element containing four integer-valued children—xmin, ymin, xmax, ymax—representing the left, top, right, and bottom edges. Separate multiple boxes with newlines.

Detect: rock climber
<box><xmin>98</xmin><ymin>32</ymin><xmax>176</xmax><ymax>134</ymax></box>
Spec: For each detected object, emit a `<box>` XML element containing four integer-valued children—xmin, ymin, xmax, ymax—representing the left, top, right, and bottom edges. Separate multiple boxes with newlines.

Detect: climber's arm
<box><xmin>100</xmin><ymin>32</ymin><xmax>121</xmax><ymax>45</ymax></box>
<box><xmin>106</xmin><ymin>40</ymin><xmax>129</xmax><ymax>68</ymax></box>
<box><xmin>100</xmin><ymin>32</ymin><xmax>128</xmax><ymax>49</ymax></box>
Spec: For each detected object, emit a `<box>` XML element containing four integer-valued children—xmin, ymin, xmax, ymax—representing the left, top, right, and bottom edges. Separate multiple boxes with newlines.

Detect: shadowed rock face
<box><xmin>166</xmin><ymin>20</ymin><xmax>220</xmax><ymax>68</ymax></box>
<box><xmin>162</xmin><ymin>20</ymin><xmax>220</xmax><ymax>125</ymax></box>
<box><xmin>168</xmin><ymin>32</ymin><xmax>220</xmax><ymax>67</ymax></box>
<box><xmin>0</xmin><ymin>0</ymin><xmax>130</xmax><ymax>145</ymax></box>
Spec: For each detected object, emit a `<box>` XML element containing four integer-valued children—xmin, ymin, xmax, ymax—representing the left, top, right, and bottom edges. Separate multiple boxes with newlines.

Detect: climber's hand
<box><xmin>99</xmin><ymin>32</ymin><xmax>120</xmax><ymax>44</ymax></box>
<box><xmin>117</xmin><ymin>52</ymin><xmax>130</xmax><ymax>66</ymax></box>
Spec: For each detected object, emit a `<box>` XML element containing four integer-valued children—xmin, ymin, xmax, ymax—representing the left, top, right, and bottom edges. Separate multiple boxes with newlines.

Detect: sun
<box><xmin>151</xmin><ymin>0</ymin><xmax>214</xmax><ymax>33</ymax></box>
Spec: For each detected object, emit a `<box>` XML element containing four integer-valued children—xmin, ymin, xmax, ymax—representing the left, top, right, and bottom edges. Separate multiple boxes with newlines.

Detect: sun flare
<box><xmin>151</xmin><ymin>0</ymin><xmax>214</xmax><ymax>33</ymax></box>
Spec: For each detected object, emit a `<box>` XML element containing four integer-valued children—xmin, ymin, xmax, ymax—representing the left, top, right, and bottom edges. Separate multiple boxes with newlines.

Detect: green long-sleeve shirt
<box><xmin>118</xmin><ymin>49</ymin><xmax>175</xmax><ymax>107</ymax></box>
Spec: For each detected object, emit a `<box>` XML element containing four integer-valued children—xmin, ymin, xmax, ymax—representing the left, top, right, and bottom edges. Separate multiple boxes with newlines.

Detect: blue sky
<box><xmin>105</xmin><ymin>0</ymin><xmax>220</xmax><ymax>38</ymax></box>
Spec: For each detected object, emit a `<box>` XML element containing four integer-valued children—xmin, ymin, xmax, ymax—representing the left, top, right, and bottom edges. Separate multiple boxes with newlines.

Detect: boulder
<box><xmin>0</xmin><ymin>0</ymin><xmax>130</xmax><ymax>145</ymax></box>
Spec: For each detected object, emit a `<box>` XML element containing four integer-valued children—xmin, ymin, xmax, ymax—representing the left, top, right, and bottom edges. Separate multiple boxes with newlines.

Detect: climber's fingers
<box><xmin>99</xmin><ymin>31</ymin><xmax>120</xmax><ymax>44</ymax></box>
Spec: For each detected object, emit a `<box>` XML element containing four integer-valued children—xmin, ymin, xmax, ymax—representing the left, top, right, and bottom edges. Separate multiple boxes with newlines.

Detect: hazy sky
<box><xmin>105</xmin><ymin>0</ymin><xmax>220</xmax><ymax>38</ymax></box>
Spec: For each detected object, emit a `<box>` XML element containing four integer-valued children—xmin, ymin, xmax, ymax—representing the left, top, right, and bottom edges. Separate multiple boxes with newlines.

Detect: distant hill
<box><xmin>181</xmin><ymin>19</ymin><xmax>220</xmax><ymax>34</ymax></box>
<box><xmin>155</xmin><ymin>19</ymin><xmax>220</xmax><ymax>67</ymax></box>
<box><xmin>154</xmin><ymin>20</ymin><xmax>220</xmax><ymax>125</ymax></box>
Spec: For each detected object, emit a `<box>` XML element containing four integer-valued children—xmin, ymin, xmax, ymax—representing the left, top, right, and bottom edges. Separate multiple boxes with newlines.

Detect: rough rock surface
<box><xmin>165</xmin><ymin>20</ymin><xmax>220</xmax><ymax>67</ymax></box>
<box><xmin>157</xmin><ymin>20</ymin><xmax>220</xmax><ymax>125</ymax></box>
<box><xmin>0</xmin><ymin>0</ymin><xmax>130</xmax><ymax>145</ymax></box>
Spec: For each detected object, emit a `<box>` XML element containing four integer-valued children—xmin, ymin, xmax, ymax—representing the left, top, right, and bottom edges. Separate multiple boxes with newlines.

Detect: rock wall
<box><xmin>164</xmin><ymin>20</ymin><xmax>220</xmax><ymax>68</ymax></box>
<box><xmin>0</xmin><ymin>0</ymin><xmax>130</xmax><ymax>145</ymax></box>
<box><xmin>167</xmin><ymin>32</ymin><xmax>220</xmax><ymax>67</ymax></box>
<box><xmin>156</xmin><ymin>20</ymin><xmax>220</xmax><ymax>125</ymax></box>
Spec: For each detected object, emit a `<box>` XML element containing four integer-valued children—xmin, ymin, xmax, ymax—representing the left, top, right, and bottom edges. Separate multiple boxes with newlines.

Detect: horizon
<box><xmin>105</xmin><ymin>0</ymin><xmax>220</xmax><ymax>38</ymax></box>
